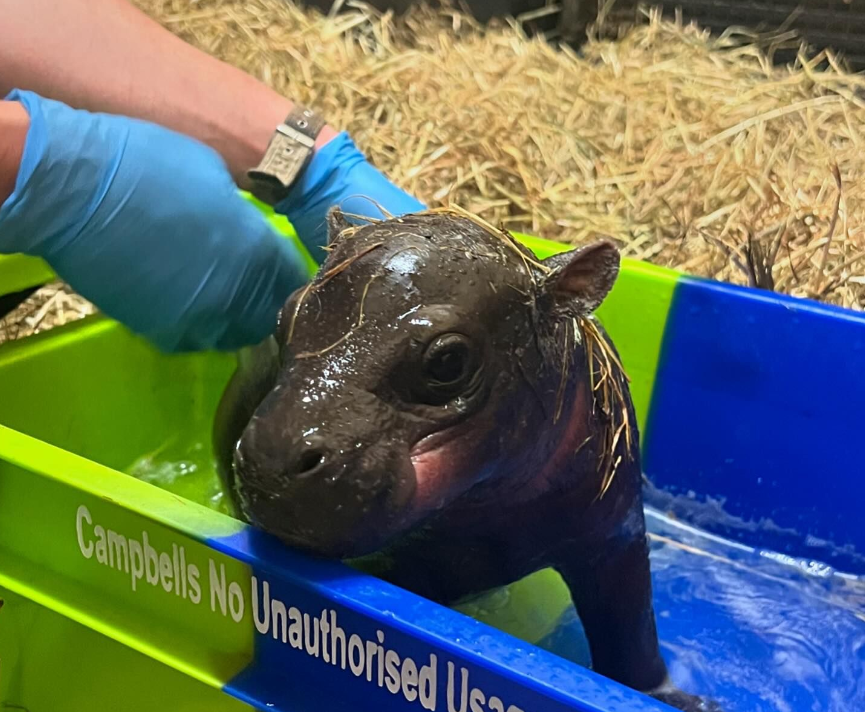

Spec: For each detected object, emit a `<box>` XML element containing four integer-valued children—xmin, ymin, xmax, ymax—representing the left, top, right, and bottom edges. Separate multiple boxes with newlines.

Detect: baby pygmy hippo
<box><xmin>214</xmin><ymin>208</ymin><xmax>720</xmax><ymax>712</ymax></box>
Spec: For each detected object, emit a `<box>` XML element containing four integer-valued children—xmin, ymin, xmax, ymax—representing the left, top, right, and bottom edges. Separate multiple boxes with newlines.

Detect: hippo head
<box><xmin>224</xmin><ymin>208</ymin><xmax>620</xmax><ymax>559</ymax></box>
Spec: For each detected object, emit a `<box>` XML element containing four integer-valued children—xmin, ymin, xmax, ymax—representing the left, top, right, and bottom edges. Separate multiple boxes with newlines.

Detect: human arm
<box><xmin>0</xmin><ymin>0</ymin><xmax>425</xmax><ymax>256</ymax></box>
<box><xmin>0</xmin><ymin>7</ymin><xmax>317</xmax><ymax>352</ymax></box>
<box><xmin>0</xmin><ymin>100</ymin><xmax>28</xmax><ymax>205</ymax></box>
<box><xmin>0</xmin><ymin>90</ymin><xmax>311</xmax><ymax>352</ymax></box>
<box><xmin>0</xmin><ymin>0</ymin><xmax>423</xmax><ymax>353</ymax></box>
<box><xmin>0</xmin><ymin>0</ymin><xmax>335</xmax><ymax>188</ymax></box>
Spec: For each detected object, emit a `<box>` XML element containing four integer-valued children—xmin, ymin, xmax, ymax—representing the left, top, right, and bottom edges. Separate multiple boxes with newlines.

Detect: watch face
<box><xmin>248</xmin><ymin>141</ymin><xmax>313</xmax><ymax>205</ymax></box>
<box><xmin>248</xmin><ymin>108</ymin><xmax>323</xmax><ymax>204</ymax></box>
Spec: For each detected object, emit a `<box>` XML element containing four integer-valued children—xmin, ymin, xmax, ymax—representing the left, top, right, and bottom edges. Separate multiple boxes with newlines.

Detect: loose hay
<box><xmin>0</xmin><ymin>282</ymin><xmax>95</xmax><ymax>345</ymax></box>
<box><xmin>582</xmin><ymin>315</ymin><xmax>633</xmax><ymax>500</ymax></box>
<box><xmin>5</xmin><ymin>0</ymin><xmax>865</xmax><ymax>340</ymax></box>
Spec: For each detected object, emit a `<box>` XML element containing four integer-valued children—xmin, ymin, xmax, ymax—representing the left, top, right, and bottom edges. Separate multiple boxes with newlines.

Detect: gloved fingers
<box><xmin>1</xmin><ymin>90</ymin><xmax>315</xmax><ymax>354</ymax></box>
<box><xmin>275</xmin><ymin>131</ymin><xmax>426</xmax><ymax>262</ymax></box>
<box><xmin>329</xmin><ymin>191</ymin><xmax>426</xmax><ymax>224</ymax></box>
<box><xmin>286</xmin><ymin>177</ymin><xmax>426</xmax><ymax>262</ymax></box>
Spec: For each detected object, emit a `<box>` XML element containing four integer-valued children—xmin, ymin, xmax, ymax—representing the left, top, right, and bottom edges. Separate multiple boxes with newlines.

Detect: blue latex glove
<box><xmin>276</xmin><ymin>131</ymin><xmax>426</xmax><ymax>263</ymax></box>
<box><xmin>0</xmin><ymin>89</ymin><xmax>310</xmax><ymax>353</ymax></box>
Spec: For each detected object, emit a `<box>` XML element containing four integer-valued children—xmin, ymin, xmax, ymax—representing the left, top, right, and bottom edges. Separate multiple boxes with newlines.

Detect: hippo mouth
<box><xmin>230</xmin><ymin>420</ymin><xmax>487</xmax><ymax>560</ymax></box>
<box><xmin>231</xmin><ymin>446</ymin><xmax>421</xmax><ymax>560</ymax></box>
<box><xmin>407</xmin><ymin>426</ymin><xmax>471</xmax><ymax>514</ymax></box>
<box><xmin>227</xmin><ymin>384</ymin><xmax>498</xmax><ymax>561</ymax></box>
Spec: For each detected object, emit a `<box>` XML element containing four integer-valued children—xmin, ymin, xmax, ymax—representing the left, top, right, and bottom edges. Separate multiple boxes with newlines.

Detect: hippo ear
<box><xmin>326</xmin><ymin>207</ymin><xmax>353</xmax><ymax>244</ymax></box>
<box><xmin>540</xmin><ymin>240</ymin><xmax>620</xmax><ymax>316</ymax></box>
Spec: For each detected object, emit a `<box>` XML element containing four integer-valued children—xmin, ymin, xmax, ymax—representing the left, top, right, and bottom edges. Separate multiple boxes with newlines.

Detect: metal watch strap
<box><xmin>246</xmin><ymin>104</ymin><xmax>326</xmax><ymax>205</ymax></box>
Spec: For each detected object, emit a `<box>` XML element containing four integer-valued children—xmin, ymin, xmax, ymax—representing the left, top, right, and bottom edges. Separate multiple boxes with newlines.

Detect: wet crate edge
<box><xmin>0</xmin><ymin>421</ymin><xmax>673</xmax><ymax>712</ymax></box>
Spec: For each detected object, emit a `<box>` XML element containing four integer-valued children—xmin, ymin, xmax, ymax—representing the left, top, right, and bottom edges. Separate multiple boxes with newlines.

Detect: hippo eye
<box><xmin>419</xmin><ymin>334</ymin><xmax>480</xmax><ymax>403</ymax></box>
<box><xmin>425</xmin><ymin>339</ymin><xmax>469</xmax><ymax>384</ymax></box>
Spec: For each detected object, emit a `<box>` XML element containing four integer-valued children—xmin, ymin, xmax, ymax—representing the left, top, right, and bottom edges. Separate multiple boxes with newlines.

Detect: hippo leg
<box><xmin>555</xmin><ymin>535</ymin><xmax>722</xmax><ymax>712</ymax></box>
<box><xmin>555</xmin><ymin>534</ymin><xmax>667</xmax><ymax>691</ymax></box>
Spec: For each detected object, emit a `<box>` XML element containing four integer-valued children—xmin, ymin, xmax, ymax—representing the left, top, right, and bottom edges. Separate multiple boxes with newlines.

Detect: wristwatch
<box><xmin>246</xmin><ymin>103</ymin><xmax>326</xmax><ymax>206</ymax></box>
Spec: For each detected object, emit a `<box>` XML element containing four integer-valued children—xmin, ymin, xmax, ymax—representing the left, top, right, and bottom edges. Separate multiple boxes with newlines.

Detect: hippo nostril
<box><xmin>297</xmin><ymin>449</ymin><xmax>325</xmax><ymax>476</ymax></box>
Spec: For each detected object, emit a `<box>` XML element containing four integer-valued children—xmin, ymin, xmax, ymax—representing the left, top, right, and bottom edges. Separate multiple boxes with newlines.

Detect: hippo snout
<box><xmin>235</xmin><ymin>422</ymin><xmax>331</xmax><ymax>483</ymax></box>
<box><xmin>231</xmin><ymin>414</ymin><xmax>418</xmax><ymax>559</ymax></box>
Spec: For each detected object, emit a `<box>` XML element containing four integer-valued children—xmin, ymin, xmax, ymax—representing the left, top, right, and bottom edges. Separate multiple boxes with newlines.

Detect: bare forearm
<box><xmin>0</xmin><ymin>100</ymin><xmax>29</xmax><ymax>205</ymax></box>
<box><xmin>0</xmin><ymin>0</ymin><xmax>336</xmax><ymax>187</ymax></box>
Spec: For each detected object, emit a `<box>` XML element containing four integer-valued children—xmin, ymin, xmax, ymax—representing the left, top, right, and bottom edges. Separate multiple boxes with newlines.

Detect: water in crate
<box><xmin>127</xmin><ymin>445</ymin><xmax>865</xmax><ymax>712</ymax></box>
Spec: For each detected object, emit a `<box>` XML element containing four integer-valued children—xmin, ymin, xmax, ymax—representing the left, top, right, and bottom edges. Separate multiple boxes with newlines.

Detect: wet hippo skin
<box><xmin>213</xmin><ymin>208</ymin><xmax>721</xmax><ymax>712</ymax></box>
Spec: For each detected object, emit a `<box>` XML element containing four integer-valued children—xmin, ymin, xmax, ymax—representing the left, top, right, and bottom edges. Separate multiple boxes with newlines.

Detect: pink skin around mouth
<box><xmin>407</xmin><ymin>417</ymin><xmax>494</xmax><ymax>515</ymax></box>
<box><xmin>408</xmin><ymin>439</ymin><xmax>452</xmax><ymax>513</ymax></box>
<box><xmin>405</xmin><ymin>386</ymin><xmax>592</xmax><ymax>519</ymax></box>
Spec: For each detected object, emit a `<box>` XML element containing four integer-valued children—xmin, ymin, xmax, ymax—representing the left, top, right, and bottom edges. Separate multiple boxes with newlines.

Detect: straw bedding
<box><xmin>4</xmin><ymin>0</ymin><xmax>865</xmax><ymax>345</ymax></box>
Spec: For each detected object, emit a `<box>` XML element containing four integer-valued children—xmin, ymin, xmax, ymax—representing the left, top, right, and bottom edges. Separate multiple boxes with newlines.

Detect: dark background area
<box><xmin>300</xmin><ymin>0</ymin><xmax>865</xmax><ymax>72</ymax></box>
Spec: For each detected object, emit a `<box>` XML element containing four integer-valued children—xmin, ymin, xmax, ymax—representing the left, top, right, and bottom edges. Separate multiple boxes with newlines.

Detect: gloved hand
<box><xmin>0</xmin><ymin>89</ymin><xmax>311</xmax><ymax>353</ymax></box>
<box><xmin>275</xmin><ymin>130</ymin><xmax>426</xmax><ymax>263</ymax></box>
